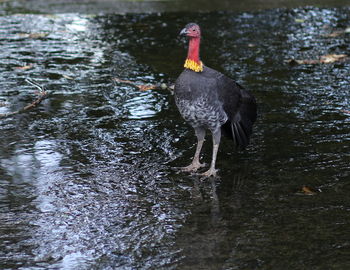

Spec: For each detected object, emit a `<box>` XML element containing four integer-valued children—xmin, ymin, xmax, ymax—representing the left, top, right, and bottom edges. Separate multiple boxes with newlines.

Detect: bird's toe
<box><xmin>200</xmin><ymin>168</ymin><xmax>218</xmax><ymax>178</ymax></box>
<box><xmin>181</xmin><ymin>162</ymin><xmax>206</xmax><ymax>172</ymax></box>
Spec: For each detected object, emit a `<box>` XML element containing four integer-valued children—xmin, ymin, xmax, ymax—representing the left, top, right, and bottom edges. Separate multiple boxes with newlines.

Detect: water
<box><xmin>0</xmin><ymin>5</ymin><xmax>349</xmax><ymax>270</ymax></box>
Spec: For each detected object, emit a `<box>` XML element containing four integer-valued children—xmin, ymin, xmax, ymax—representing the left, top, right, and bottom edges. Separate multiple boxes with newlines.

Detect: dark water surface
<box><xmin>0</xmin><ymin>6</ymin><xmax>349</xmax><ymax>270</ymax></box>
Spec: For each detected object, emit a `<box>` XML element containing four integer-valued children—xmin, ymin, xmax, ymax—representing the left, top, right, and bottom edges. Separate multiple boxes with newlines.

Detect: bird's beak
<box><xmin>179</xmin><ymin>28</ymin><xmax>188</xmax><ymax>36</ymax></box>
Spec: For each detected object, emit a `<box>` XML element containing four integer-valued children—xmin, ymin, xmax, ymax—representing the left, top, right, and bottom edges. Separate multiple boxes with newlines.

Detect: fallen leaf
<box><xmin>302</xmin><ymin>186</ymin><xmax>316</xmax><ymax>195</ymax></box>
<box><xmin>113</xmin><ymin>77</ymin><xmax>157</xmax><ymax>91</ymax></box>
<box><xmin>345</xmin><ymin>27</ymin><xmax>350</xmax><ymax>33</ymax></box>
<box><xmin>62</xmin><ymin>74</ymin><xmax>74</xmax><ymax>80</ymax></box>
<box><xmin>295</xmin><ymin>19</ymin><xmax>305</xmax><ymax>23</ymax></box>
<box><xmin>341</xmin><ymin>109</ymin><xmax>350</xmax><ymax>114</ymax></box>
<box><xmin>29</xmin><ymin>33</ymin><xmax>49</xmax><ymax>39</ymax></box>
<box><xmin>320</xmin><ymin>54</ymin><xmax>348</xmax><ymax>63</ymax></box>
<box><xmin>15</xmin><ymin>64</ymin><xmax>34</xmax><ymax>70</ymax></box>
<box><xmin>287</xmin><ymin>54</ymin><xmax>348</xmax><ymax>65</ymax></box>
<box><xmin>324</xmin><ymin>30</ymin><xmax>344</xmax><ymax>38</ymax></box>
<box><xmin>137</xmin><ymin>85</ymin><xmax>156</xmax><ymax>91</ymax></box>
<box><xmin>18</xmin><ymin>33</ymin><xmax>49</xmax><ymax>39</ymax></box>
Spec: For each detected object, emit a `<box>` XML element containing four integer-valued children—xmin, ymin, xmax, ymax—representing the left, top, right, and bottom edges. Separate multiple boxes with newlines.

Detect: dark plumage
<box><xmin>174</xmin><ymin>23</ymin><xmax>257</xmax><ymax>177</ymax></box>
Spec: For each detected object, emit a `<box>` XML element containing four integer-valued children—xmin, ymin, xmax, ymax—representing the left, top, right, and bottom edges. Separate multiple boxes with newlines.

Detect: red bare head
<box><xmin>179</xmin><ymin>23</ymin><xmax>201</xmax><ymax>38</ymax></box>
<box><xmin>179</xmin><ymin>23</ymin><xmax>203</xmax><ymax>72</ymax></box>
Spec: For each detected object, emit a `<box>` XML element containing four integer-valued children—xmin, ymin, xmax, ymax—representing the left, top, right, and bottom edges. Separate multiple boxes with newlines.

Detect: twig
<box><xmin>0</xmin><ymin>79</ymin><xmax>49</xmax><ymax>119</ymax></box>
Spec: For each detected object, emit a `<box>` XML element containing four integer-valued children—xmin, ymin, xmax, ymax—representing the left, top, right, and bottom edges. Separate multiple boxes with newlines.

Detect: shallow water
<box><xmin>0</xmin><ymin>6</ymin><xmax>349</xmax><ymax>270</ymax></box>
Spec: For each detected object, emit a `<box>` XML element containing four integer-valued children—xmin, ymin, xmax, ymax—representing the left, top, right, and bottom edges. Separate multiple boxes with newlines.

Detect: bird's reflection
<box><xmin>174</xmin><ymin>168</ymin><xmax>250</xmax><ymax>269</ymax></box>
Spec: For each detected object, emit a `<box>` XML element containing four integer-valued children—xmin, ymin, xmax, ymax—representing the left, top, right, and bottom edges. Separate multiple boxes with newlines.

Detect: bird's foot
<box><xmin>201</xmin><ymin>167</ymin><xmax>218</xmax><ymax>178</ymax></box>
<box><xmin>181</xmin><ymin>161</ymin><xmax>206</xmax><ymax>173</ymax></box>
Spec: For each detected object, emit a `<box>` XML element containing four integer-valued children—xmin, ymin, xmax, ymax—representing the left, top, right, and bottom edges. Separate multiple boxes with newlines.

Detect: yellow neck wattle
<box><xmin>184</xmin><ymin>59</ymin><xmax>203</xmax><ymax>72</ymax></box>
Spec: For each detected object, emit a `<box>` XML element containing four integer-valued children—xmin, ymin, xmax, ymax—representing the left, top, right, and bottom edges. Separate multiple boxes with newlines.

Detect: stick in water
<box><xmin>0</xmin><ymin>79</ymin><xmax>49</xmax><ymax>119</ymax></box>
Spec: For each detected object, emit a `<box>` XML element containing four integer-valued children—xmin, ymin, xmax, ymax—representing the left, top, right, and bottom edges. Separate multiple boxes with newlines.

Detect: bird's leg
<box><xmin>202</xmin><ymin>129</ymin><xmax>221</xmax><ymax>178</ymax></box>
<box><xmin>182</xmin><ymin>127</ymin><xmax>206</xmax><ymax>172</ymax></box>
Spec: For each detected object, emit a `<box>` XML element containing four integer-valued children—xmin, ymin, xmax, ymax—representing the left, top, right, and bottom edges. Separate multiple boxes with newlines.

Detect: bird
<box><xmin>174</xmin><ymin>23</ymin><xmax>257</xmax><ymax>177</ymax></box>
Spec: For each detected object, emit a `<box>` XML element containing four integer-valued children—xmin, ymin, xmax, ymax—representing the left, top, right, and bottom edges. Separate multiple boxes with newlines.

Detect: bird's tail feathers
<box><xmin>221</xmin><ymin>92</ymin><xmax>257</xmax><ymax>149</ymax></box>
<box><xmin>225</xmin><ymin>120</ymin><xmax>253</xmax><ymax>149</ymax></box>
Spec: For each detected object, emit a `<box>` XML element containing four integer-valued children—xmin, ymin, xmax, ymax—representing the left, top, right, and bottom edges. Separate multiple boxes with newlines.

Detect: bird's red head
<box><xmin>180</xmin><ymin>23</ymin><xmax>203</xmax><ymax>72</ymax></box>
<box><xmin>179</xmin><ymin>23</ymin><xmax>201</xmax><ymax>38</ymax></box>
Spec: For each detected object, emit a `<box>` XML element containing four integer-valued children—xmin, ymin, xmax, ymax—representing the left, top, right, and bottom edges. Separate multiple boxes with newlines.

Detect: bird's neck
<box><xmin>184</xmin><ymin>37</ymin><xmax>203</xmax><ymax>72</ymax></box>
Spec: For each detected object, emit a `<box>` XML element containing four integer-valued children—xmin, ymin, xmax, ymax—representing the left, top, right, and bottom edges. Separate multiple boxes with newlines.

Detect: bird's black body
<box><xmin>175</xmin><ymin>22</ymin><xmax>257</xmax><ymax>177</ymax></box>
<box><xmin>175</xmin><ymin>66</ymin><xmax>257</xmax><ymax>149</ymax></box>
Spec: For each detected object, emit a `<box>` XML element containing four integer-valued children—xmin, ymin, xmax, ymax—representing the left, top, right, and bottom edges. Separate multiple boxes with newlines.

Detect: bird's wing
<box><xmin>212</xmin><ymin>70</ymin><xmax>257</xmax><ymax>149</ymax></box>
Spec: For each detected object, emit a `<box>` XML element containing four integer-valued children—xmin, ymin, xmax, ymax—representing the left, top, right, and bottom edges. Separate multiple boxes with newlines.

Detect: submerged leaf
<box><xmin>302</xmin><ymin>186</ymin><xmax>316</xmax><ymax>195</ymax></box>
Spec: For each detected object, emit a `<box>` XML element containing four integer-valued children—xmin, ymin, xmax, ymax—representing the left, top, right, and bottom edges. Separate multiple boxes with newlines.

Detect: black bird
<box><xmin>174</xmin><ymin>23</ymin><xmax>257</xmax><ymax>177</ymax></box>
